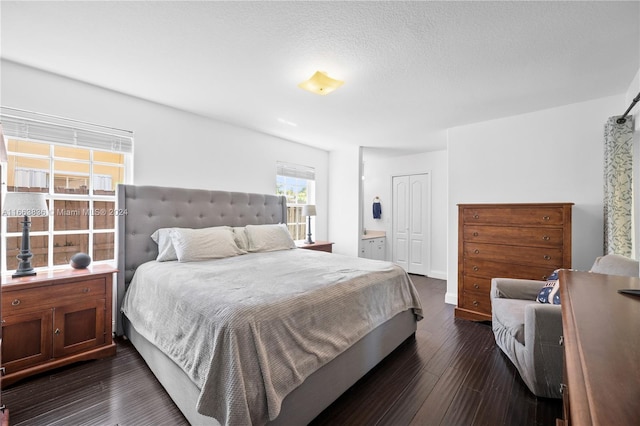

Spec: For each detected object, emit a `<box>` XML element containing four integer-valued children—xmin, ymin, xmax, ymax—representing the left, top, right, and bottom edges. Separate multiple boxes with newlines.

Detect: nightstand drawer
<box><xmin>2</xmin><ymin>278</ymin><xmax>106</xmax><ymax>313</ymax></box>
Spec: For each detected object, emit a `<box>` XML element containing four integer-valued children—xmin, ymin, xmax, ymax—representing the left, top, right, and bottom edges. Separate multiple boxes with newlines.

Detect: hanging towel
<box><xmin>373</xmin><ymin>200</ymin><xmax>382</xmax><ymax>219</ymax></box>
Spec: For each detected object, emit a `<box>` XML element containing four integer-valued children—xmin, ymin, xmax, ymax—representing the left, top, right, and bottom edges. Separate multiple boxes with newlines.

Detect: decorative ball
<box><xmin>70</xmin><ymin>252</ymin><xmax>92</xmax><ymax>269</ymax></box>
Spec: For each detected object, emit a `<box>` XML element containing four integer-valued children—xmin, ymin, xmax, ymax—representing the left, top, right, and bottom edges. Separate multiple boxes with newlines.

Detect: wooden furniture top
<box><xmin>296</xmin><ymin>241</ymin><xmax>333</xmax><ymax>248</ymax></box>
<box><xmin>457</xmin><ymin>202</ymin><xmax>575</xmax><ymax>206</ymax></box>
<box><xmin>559</xmin><ymin>270</ymin><xmax>640</xmax><ymax>426</ymax></box>
<box><xmin>296</xmin><ymin>241</ymin><xmax>334</xmax><ymax>254</ymax></box>
<box><xmin>1</xmin><ymin>264</ymin><xmax>117</xmax><ymax>289</ymax></box>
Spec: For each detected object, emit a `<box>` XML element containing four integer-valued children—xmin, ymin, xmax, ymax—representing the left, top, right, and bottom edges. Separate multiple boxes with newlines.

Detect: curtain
<box><xmin>603</xmin><ymin>116</ymin><xmax>634</xmax><ymax>256</ymax></box>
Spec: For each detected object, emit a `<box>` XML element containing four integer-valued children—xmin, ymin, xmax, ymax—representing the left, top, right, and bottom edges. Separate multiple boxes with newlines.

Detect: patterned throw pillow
<box><xmin>537</xmin><ymin>269</ymin><xmax>561</xmax><ymax>304</ymax></box>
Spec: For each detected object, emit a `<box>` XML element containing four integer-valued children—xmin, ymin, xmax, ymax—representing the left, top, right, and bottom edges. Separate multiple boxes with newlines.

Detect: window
<box><xmin>1</xmin><ymin>107</ymin><xmax>133</xmax><ymax>273</ymax></box>
<box><xmin>276</xmin><ymin>161</ymin><xmax>315</xmax><ymax>240</ymax></box>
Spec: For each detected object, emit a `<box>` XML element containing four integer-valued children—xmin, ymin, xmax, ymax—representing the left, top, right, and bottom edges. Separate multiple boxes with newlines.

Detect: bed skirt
<box><xmin>124</xmin><ymin>309</ymin><xmax>417</xmax><ymax>425</ymax></box>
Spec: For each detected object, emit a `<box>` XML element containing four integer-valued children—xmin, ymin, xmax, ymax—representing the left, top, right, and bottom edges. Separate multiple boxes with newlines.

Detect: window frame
<box><xmin>276</xmin><ymin>162</ymin><xmax>316</xmax><ymax>241</ymax></box>
<box><xmin>2</xmin><ymin>133</ymin><xmax>132</xmax><ymax>274</ymax></box>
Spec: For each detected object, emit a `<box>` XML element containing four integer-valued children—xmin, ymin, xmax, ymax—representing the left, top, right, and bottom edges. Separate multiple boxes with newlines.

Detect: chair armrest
<box><xmin>491</xmin><ymin>277</ymin><xmax>544</xmax><ymax>301</ymax></box>
<box><xmin>523</xmin><ymin>303</ymin><xmax>564</xmax><ymax>398</ymax></box>
<box><xmin>524</xmin><ymin>303</ymin><xmax>564</xmax><ymax>346</ymax></box>
<box><xmin>590</xmin><ymin>254</ymin><xmax>640</xmax><ymax>277</ymax></box>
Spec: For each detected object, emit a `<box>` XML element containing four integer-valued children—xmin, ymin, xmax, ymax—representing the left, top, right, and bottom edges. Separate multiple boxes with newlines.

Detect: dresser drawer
<box><xmin>463</xmin><ymin>225</ymin><xmax>564</xmax><ymax>248</ymax></box>
<box><xmin>459</xmin><ymin>291</ymin><xmax>492</xmax><ymax>316</ymax></box>
<box><xmin>2</xmin><ymin>278</ymin><xmax>106</xmax><ymax>313</ymax></box>
<box><xmin>464</xmin><ymin>242</ymin><xmax>563</xmax><ymax>268</ymax></box>
<box><xmin>461</xmin><ymin>276</ymin><xmax>493</xmax><ymax>294</ymax></box>
<box><xmin>463</xmin><ymin>258</ymin><xmax>556</xmax><ymax>281</ymax></box>
<box><xmin>462</xmin><ymin>206</ymin><xmax>565</xmax><ymax>226</ymax></box>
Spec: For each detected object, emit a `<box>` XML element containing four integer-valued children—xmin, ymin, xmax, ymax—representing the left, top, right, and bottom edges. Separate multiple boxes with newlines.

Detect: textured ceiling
<box><xmin>1</xmin><ymin>1</ymin><xmax>639</xmax><ymax>152</ymax></box>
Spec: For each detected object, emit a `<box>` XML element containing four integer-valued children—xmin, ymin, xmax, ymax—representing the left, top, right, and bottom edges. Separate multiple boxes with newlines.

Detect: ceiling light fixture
<box><xmin>298</xmin><ymin>71</ymin><xmax>344</xmax><ymax>95</ymax></box>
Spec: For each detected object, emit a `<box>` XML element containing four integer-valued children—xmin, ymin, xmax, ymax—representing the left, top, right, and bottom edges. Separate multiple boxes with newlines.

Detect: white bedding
<box><xmin>121</xmin><ymin>249</ymin><xmax>422</xmax><ymax>425</ymax></box>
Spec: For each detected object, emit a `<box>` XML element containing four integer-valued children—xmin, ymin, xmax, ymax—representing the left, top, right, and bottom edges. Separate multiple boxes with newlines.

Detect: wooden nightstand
<box><xmin>1</xmin><ymin>264</ymin><xmax>117</xmax><ymax>386</ymax></box>
<box><xmin>297</xmin><ymin>241</ymin><xmax>334</xmax><ymax>253</ymax></box>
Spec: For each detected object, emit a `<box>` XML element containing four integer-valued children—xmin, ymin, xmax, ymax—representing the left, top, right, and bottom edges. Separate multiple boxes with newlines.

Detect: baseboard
<box><xmin>445</xmin><ymin>292</ymin><xmax>458</xmax><ymax>306</ymax></box>
<box><xmin>428</xmin><ymin>270</ymin><xmax>446</xmax><ymax>280</ymax></box>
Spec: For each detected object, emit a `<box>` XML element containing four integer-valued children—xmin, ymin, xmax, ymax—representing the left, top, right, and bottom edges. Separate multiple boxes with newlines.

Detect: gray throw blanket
<box><xmin>121</xmin><ymin>249</ymin><xmax>422</xmax><ymax>425</ymax></box>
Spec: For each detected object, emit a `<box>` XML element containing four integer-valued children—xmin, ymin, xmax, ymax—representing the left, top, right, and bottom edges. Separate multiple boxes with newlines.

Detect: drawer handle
<box><xmin>473</xmin><ymin>300</ymin><xmax>479</xmax><ymax>307</ymax></box>
<box><xmin>543</xmin><ymin>255</ymin><xmax>551</xmax><ymax>260</ymax></box>
<box><xmin>542</xmin><ymin>215</ymin><xmax>550</xmax><ymax>221</ymax></box>
<box><xmin>542</xmin><ymin>275</ymin><xmax>548</xmax><ymax>280</ymax></box>
<box><xmin>559</xmin><ymin>335</ymin><xmax>564</xmax><ymax>346</ymax></box>
<box><xmin>474</xmin><ymin>283</ymin><xmax>480</xmax><ymax>289</ymax></box>
<box><xmin>473</xmin><ymin>214</ymin><xmax>479</xmax><ymax>219</ymax></box>
<box><xmin>473</xmin><ymin>249</ymin><xmax>480</xmax><ymax>254</ymax></box>
<box><xmin>11</xmin><ymin>298</ymin><xmax>21</xmax><ymax>306</ymax></box>
<box><xmin>543</xmin><ymin>235</ymin><xmax>550</xmax><ymax>241</ymax></box>
<box><xmin>472</xmin><ymin>232</ymin><xmax>479</xmax><ymax>237</ymax></box>
<box><xmin>83</xmin><ymin>287</ymin><xmax>90</xmax><ymax>293</ymax></box>
<box><xmin>473</xmin><ymin>266</ymin><xmax>479</xmax><ymax>272</ymax></box>
<box><xmin>54</xmin><ymin>328</ymin><xmax>61</xmax><ymax>335</ymax></box>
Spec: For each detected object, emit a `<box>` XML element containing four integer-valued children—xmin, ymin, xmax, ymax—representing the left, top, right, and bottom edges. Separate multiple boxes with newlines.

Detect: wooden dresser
<box><xmin>456</xmin><ymin>203</ymin><xmax>573</xmax><ymax>321</ymax></box>
<box><xmin>1</xmin><ymin>265</ymin><xmax>117</xmax><ymax>386</ymax></box>
<box><xmin>0</xmin><ymin>138</ymin><xmax>7</xmax><ymax>424</ymax></box>
<box><xmin>558</xmin><ymin>270</ymin><xmax>640</xmax><ymax>425</ymax></box>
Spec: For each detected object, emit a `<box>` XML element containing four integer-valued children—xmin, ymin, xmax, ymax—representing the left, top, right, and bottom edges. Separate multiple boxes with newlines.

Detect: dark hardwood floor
<box><xmin>3</xmin><ymin>275</ymin><xmax>562</xmax><ymax>425</ymax></box>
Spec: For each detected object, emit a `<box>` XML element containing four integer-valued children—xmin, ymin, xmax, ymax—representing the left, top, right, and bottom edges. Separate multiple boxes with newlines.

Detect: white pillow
<box><xmin>169</xmin><ymin>226</ymin><xmax>246</xmax><ymax>262</ymax></box>
<box><xmin>245</xmin><ymin>223</ymin><xmax>296</xmax><ymax>252</ymax></box>
<box><xmin>232</xmin><ymin>227</ymin><xmax>250</xmax><ymax>251</ymax></box>
<box><xmin>151</xmin><ymin>228</ymin><xmax>178</xmax><ymax>261</ymax></box>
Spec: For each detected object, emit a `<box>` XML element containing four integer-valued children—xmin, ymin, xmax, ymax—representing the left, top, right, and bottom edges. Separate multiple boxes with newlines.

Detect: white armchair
<box><xmin>490</xmin><ymin>254</ymin><xmax>639</xmax><ymax>398</ymax></box>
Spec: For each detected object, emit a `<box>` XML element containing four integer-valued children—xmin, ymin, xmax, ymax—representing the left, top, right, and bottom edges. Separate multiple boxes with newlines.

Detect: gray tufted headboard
<box><xmin>115</xmin><ymin>184</ymin><xmax>287</xmax><ymax>335</ymax></box>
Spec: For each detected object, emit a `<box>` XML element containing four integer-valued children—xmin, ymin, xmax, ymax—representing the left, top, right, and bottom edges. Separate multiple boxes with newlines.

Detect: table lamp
<box><xmin>3</xmin><ymin>192</ymin><xmax>49</xmax><ymax>277</ymax></box>
<box><xmin>301</xmin><ymin>204</ymin><xmax>316</xmax><ymax>244</ymax></box>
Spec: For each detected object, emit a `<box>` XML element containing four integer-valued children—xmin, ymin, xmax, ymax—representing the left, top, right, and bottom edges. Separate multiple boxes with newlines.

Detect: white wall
<box><xmin>362</xmin><ymin>149</ymin><xmax>448</xmax><ymax>278</ymax></box>
<box><xmin>328</xmin><ymin>146</ymin><xmax>362</xmax><ymax>256</ymax></box>
<box><xmin>446</xmin><ymin>95</ymin><xmax>624</xmax><ymax>305</ymax></box>
<box><xmin>0</xmin><ymin>60</ymin><xmax>330</xmax><ymax>239</ymax></box>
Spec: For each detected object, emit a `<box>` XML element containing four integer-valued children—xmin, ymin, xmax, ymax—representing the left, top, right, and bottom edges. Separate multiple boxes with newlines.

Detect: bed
<box><xmin>115</xmin><ymin>184</ymin><xmax>422</xmax><ymax>425</ymax></box>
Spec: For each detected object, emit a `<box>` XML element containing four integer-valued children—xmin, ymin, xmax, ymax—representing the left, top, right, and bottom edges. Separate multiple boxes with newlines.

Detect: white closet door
<box><xmin>392</xmin><ymin>173</ymin><xmax>429</xmax><ymax>275</ymax></box>
<box><xmin>392</xmin><ymin>176</ymin><xmax>410</xmax><ymax>271</ymax></box>
<box><xmin>408</xmin><ymin>174</ymin><xmax>428</xmax><ymax>275</ymax></box>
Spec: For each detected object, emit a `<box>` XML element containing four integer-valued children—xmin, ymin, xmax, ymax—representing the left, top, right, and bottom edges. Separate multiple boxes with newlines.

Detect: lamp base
<box><xmin>12</xmin><ymin>267</ymin><xmax>36</xmax><ymax>278</ymax></box>
<box><xmin>306</xmin><ymin>215</ymin><xmax>314</xmax><ymax>244</ymax></box>
<box><xmin>14</xmin><ymin>215</ymin><xmax>37</xmax><ymax>278</ymax></box>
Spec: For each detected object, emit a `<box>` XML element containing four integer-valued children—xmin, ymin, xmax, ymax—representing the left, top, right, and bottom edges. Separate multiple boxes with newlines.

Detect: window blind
<box><xmin>0</xmin><ymin>106</ymin><xmax>133</xmax><ymax>153</ymax></box>
<box><xmin>276</xmin><ymin>161</ymin><xmax>315</xmax><ymax>180</ymax></box>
